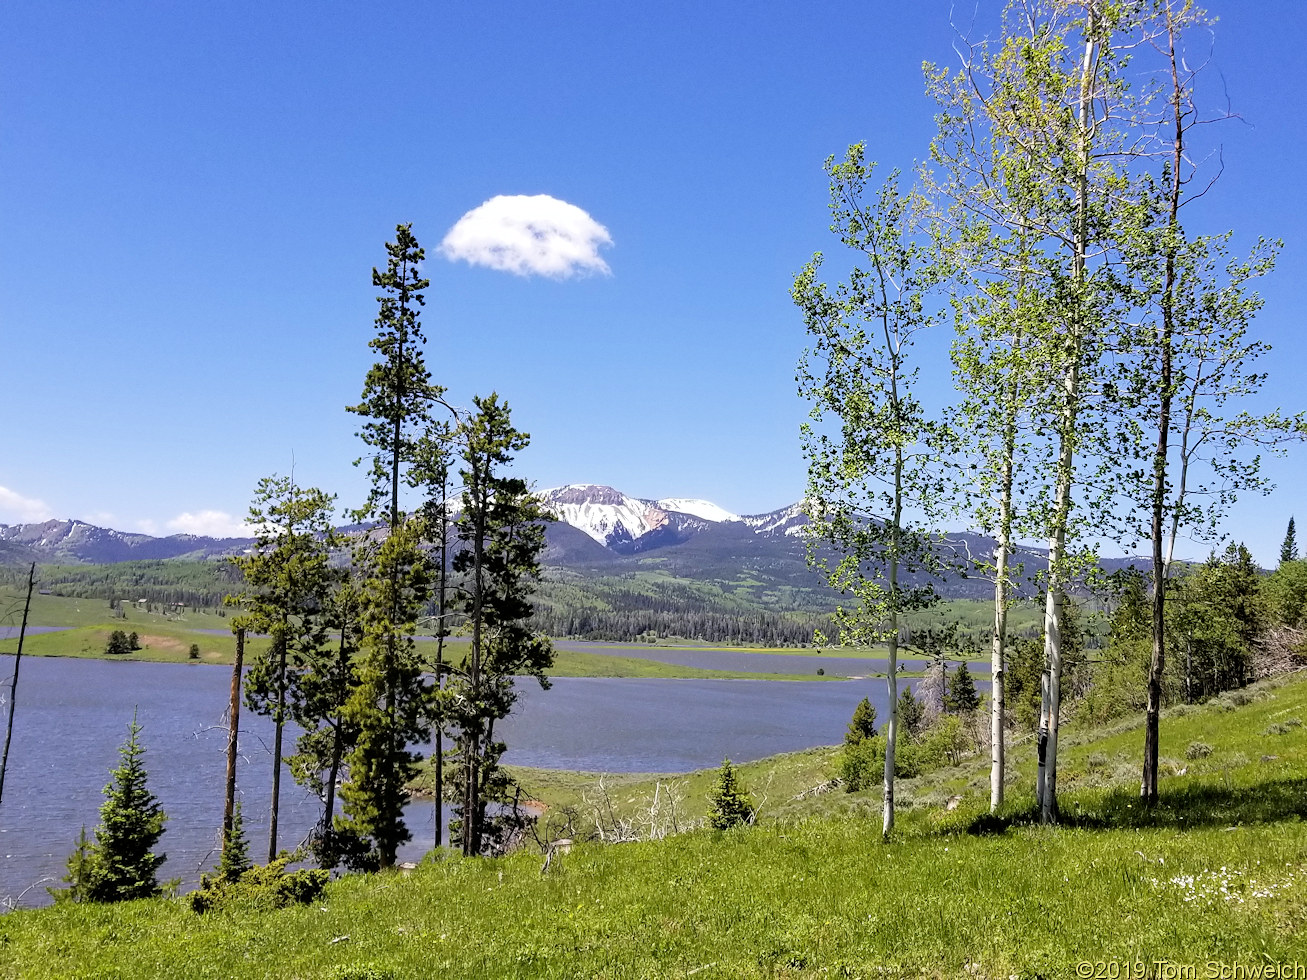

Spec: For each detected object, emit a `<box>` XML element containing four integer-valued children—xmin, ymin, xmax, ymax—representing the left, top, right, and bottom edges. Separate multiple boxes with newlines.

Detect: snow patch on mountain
<box><xmin>742</xmin><ymin>502</ymin><xmax>809</xmax><ymax>537</ymax></box>
<box><xmin>655</xmin><ymin>498</ymin><xmax>741</xmax><ymax>523</ymax></box>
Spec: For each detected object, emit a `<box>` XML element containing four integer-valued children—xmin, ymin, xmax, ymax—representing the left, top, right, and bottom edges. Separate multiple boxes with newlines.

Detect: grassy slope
<box><xmin>4</xmin><ymin>674</ymin><xmax>1304</xmax><ymax>978</ymax></box>
<box><xmin>0</xmin><ymin>587</ymin><xmax>235</xmax><ymax>631</ymax></box>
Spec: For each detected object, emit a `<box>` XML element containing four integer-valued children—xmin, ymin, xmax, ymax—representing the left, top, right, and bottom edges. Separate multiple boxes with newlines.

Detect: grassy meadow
<box><xmin>0</xmin><ymin>591</ymin><xmax>832</xmax><ymax>680</ymax></box>
<box><xmin>3</xmin><ymin>671</ymin><xmax>1303</xmax><ymax>978</ymax></box>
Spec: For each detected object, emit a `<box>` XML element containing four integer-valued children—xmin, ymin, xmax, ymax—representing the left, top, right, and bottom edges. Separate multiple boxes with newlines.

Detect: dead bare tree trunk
<box><xmin>0</xmin><ymin>563</ymin><xmax>36</xmax><ymax>810</ymax></box>
<box><xmin>222</xmin><ymin>627</ymin><xmax>245</xmax><ymax>845</ymax></box>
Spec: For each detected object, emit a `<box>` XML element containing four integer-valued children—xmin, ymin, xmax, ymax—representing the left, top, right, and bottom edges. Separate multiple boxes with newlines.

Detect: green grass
<box><xmin>0</xmin><ymin>588</ymin><xmax>237</xmax><ymax>631</ymax></box>
<box><xmin>3</xmin><ymin>624</ymin><xmax>831</xmax><ymax>680</ymax></box>
<box><xmin>8</xmin><ymin>624</ymin><xmax>267</xmax><ymax>664</ymax></box>
<box><xmin>544</xmin><ymin>646</ymin><xmax>833</xmax><ymax>681</ymax></box>
<box><xmin>7</xmin><ymin>675</ymin><xmax>1302</xmax><ymax>978</ymax></box>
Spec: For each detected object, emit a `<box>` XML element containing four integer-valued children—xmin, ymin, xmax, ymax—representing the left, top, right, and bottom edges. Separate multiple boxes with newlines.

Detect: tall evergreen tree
<box><xmin>229</xmin><ymin>476</ymin><xmax>338</xmax><ymax>862</ymax></box>
<box><xmin>339</xmin><ymin>223</ymin><xmax>444</xmax><ymax>868</ymax></box>
<box><xmin>60</xmin><ymin>714</ymin><xmax>166</xmax><ymax>903</ymax></box>
<box><xmin>446</xmin><ymin>394</ymin><xmax>554</xmax><ymax>857</ymax></box>
<box><xmin>290</xmin><ymin>579</ymin><xmax>363</xmax><ymax>868</ymax></box>
<box><xmin>1282</xmin><ymin>518</ymin><xmax>1299</xmax><ymax>566</ymax></box>
<box><xmin>412</xmin><ymin>420</ymin><xmax>459</xmax><ymax>849</ymax></box>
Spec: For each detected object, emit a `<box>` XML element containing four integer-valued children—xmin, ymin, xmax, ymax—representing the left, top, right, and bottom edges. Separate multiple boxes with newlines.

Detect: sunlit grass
<box><xmin>7</xmin><ymin>675</ymin><xmax>1300</xmax><ymax>978</ymax></box>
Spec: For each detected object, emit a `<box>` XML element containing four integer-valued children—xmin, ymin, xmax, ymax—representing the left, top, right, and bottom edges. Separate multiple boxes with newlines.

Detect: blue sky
<box><xmin>1</xmin><ymin>1</ymin><xmax>1302</xmax><ymax>566</ymax></box>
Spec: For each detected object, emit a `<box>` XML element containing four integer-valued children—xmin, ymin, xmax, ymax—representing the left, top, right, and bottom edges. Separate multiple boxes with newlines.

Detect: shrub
<box><xmin>919</xmin><ymin>715</ymin><xmax>968</xmax><ymax>769</ymax></box>
<box><xmin>841</xmin><ymin>735</ymin><xmax>921</xmax><ymax>791</ymax></box>
<box><xmin>1186</xmin><ymin>741</ymin><xmax>1213</xmax><ymax>760</ymax></box>
<box><xmin>188</xmin><ymin>643</ymin><xmax>200</xmax><ymax>660</ymax></box>
<box><xmin>189</xmin><ymin>856</ymin><xmax>329</xmax><ymax>914</ymax></box>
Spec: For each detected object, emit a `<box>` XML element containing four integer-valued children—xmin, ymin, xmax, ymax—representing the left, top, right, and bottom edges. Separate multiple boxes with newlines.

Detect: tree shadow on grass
<box><xmin>948</xmin><ymin>777</ymin><xmax>1307</xmax><ymax>836</ymax></box>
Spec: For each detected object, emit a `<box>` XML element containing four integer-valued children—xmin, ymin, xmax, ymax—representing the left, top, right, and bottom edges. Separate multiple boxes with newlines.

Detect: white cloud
<box><xmin>440</xmin><ymin>194</ymin><xmax>613</xmax><ymax>279</ymax></box>
<box><xmin>0</xmin><ymin>485</ymin><xmax>55</xmax><ymax>524</ymax></box>
<box><xmin>165</xmin><ymin>510</ymin><xmax>251</xmax><ymax>538</ymax></box>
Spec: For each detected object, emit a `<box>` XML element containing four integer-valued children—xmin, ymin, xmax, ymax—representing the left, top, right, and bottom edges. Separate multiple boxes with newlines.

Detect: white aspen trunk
<box><xmin>883</xmin><ymin>449</ymin><xmax>903</xmax><ymax>839</ymax></box>
<box><xmin>1039</xmin><ymin>2</ymin><xmax>1099</xmax><ymax>825</ymax></box>
<box><xmin>990</xmin><ymin>321</ymin><xmax>1021</xmax><ymax>813</ymax></box>
<box><xmin>990</xmin><ymin>508</ymin><xmax>1010</xmax><ymax>812</ymax></box>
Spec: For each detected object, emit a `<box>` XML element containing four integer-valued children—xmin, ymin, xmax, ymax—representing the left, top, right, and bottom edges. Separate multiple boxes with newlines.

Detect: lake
<box><xmin>0</xmin><ymin>653</ymin><xmax>903</xmax><ymax>908</ymax></box>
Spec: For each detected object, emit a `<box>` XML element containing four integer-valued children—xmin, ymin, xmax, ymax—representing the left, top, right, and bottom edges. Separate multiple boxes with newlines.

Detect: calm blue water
<box><xmin>0</xmin><ymin>654</ymin><xmax>903</xmax><ymax>908</ymax></box>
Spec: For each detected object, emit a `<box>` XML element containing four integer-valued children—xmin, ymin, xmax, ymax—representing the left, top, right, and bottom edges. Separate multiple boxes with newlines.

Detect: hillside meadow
<box><xmin>3</xmin><ymin>671</ymin><xmax>1303</xmax><ymax>978</ymax></box>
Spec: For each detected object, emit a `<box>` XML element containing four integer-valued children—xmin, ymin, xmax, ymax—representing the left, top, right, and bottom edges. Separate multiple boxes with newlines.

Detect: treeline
<box><xmin>1079</xmin><ymin>541</ymin><xmax>1307</xmax><ymax>724</ymax></box>
<box><xmin>529</xmin><ymin>606</ymin><xmax>836</xmax><ymax>646</ymax></box>
<box><xmin>0</xmin><ymin>560</ymin><xmax>240</xmax><ymax>609</ymax></box>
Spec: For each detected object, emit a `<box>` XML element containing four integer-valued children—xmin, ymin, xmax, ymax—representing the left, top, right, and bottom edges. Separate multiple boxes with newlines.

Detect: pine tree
<box><xmin>60</xmin><ymin>714</ymin><xmax>167</xmax><ymax>902</ymax></box>
<box><xmin>707</xmin><ymin>758</ymin><xmax>754</xmax><ymax>830</ymax></box>
<box><xmin>845</xmin><ymin>697</ymin><xmax>878</xmax><ymax>744</ymax></box>
<box><xmin>338</xmin><ymin>524</ymin><xmax>432</xmax><ymax>868</ymax></box>
<box><xmin>944</xmin><ymin>662</ymin><xmax>981</xmax><ymax>714</ymax></box>
<box><xmin>229</xmin><ymin>476</ymin><xmax>338</xmax><ymax>863</ymax></box>
<box><xmin>446</xmin><ymin>394</ymin><xmax>554</xmax><ymax>856</ymax></box>
<box><xmin>339</xmin><ymin>223</ymin><xmax>444</xmax><ymax>869</ymax></box>
<box><xmin>897</xmin><ymin>686</ymin><xmax>925</xmax><ymax>741</ymax></box>
<box><xmin>1282</xmin><ymin>518</ymin><xmax>1299</xmax><ymax>566</ymax></box>
<box><xmin>216</xmin><ymin>800</ymin><xmax>251</xmax><ymax>882</ymax></box>
<box><xmin>291</xmin><ymin>580</ymin><xmax>363</xmax><ymax>869</ymax></box>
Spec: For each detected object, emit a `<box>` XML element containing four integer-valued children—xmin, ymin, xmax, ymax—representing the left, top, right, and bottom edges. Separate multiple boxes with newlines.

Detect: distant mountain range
<box><xmin>0</xmin><ymin>519</ymin><xmax>253</xmax><ymax>565</ymax></box>
<box><xmin>0</xmin><ymin>484</ymin><xmax>1150</xmax><ymax>602</ymax></box>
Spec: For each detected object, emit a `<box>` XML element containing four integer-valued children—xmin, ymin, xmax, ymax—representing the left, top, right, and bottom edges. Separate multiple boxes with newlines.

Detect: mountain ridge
<box><xmin>0</xmin><ymin>487</ymin><xmax>1153</xmax><ymax>607</ymax></box>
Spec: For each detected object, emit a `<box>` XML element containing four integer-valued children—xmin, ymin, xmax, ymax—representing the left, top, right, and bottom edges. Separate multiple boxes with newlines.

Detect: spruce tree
<box><xmin>944</xmin><ymin>662</ymin><xmax>981</xmax><ymax>714</ymax></box>
<box><xmin>339</xmin><ymin>223</ymin><xmax>444</xmax><ymax>868</ymax></box>
<box><xmin>707</xmin><ymin>758</ymin><xmax>754</xmax><ymax>830</ymax></box>
<box><xmin>216</xmin><ymin>800</ymin><xmax>251</xmax><ymax>882</ymax></box>
<box><xmin>897</xmin><ymin>686</ymin><xmax>925</xmax><ymax>741</ymax></box>
<box><xmin>291</xmin><ymin>580</ymin><xmax>363</xmax><ymax>869</ymax></box>
<box><xmin>1282</xmin><ymin>517</ymin><xmax>1298</xmax><ymax>566</ymax></box>
<box><xmin>845</xmin><ymin>697</ymin><xmax>878</xmax><ymax>744</ymax></box>
<box><xmin>446</xmin><ymin>394</ymin><xmax>554</xmax><ymax>856</ymax></box>
<box><xmin>229</xmin><ymin>476</ymin><xmax>338</xmax><ymax>862</ymax></box>
<box><xmin>61</xmin><ymin>714</ymin><xmax>167</xmax><ymax>902</ymax></box>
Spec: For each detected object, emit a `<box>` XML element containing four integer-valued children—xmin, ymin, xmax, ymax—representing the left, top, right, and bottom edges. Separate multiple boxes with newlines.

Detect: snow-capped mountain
<box><xmin>741</xmin><ymin>502</ymin><xmax>809</xmax><ymax>538</ymax></box>
<box><xmin>0</xmin><ymin>488</ymin><xmax>811</xmax><ymax>566</ymax></box>
<box><xmin>539</xmin><ymin>485</ymin><xmax>673</xmax><ymax>548</ymax></box>
<box><xmin>537</xmin><ymin>485</ymin><xmax>788</xmax><ymax>554</ymax></box>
